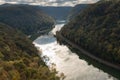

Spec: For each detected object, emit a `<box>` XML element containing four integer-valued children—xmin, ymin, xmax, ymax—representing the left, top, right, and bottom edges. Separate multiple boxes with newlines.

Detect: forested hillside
<box><xmin>57</xmin><ymin>0</ymin><xmax>120</xmax><ymax>65</ymax></box>
<box><xmin>67</xmin><ymin>4</ymin><xmax>88</xmax><ymax>20</ymax></box>
<box><xmin>39</xmin><ymin>6</ymin><xmax>72</xmax><ymax>20</ymax></box>
<box><xmin>0</xmin><ymin>23</ymin><xmax>59</xmax><ymax>80</ymax></box>
<box><xmin>0</xmin><ymin>4</ymin><xmax>55</xmax><ymax>40</ymax></box>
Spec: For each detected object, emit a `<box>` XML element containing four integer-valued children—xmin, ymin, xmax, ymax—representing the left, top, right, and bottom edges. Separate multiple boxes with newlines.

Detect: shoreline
<box><xmin>56</xmin><ymin>33</ymin><xmax>120</xmax><ymax>71</ymax></box>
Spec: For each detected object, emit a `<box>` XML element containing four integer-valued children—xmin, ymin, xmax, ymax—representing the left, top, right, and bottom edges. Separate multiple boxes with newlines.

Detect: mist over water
<box><xmin>33</xmin><ymin>21</ymin><xmax>117</xmax><ymax>80</ymax></box>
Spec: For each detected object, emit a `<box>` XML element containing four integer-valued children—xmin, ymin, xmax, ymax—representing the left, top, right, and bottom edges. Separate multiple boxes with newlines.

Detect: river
<box><xmin>33</xmin><ymin>21</ymin><xmax>118</xmax><ymax>80</ymax></box>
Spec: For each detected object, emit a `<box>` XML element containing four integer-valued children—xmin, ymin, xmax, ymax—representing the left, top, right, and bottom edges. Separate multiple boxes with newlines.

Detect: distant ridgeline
<box><xmin>67</xmin><ymin>4</ymin><xmax>88</xmax><ymax>21</ymax></box>
<box><xmin>57</xmin><ymin>0</ymin><xmax>120</xmax><ymax>65</ymax></box>
<box><xmin>0</xmin><ymin>4</ymin><xmax>55</xmax><ymax>40</ymax></box>
<box><xmin>0</xmin><ymin>23</ymin><xmax>59</xmax><ymax>80</ymax></box>
<box><xmin>39</xmin><ymin>6</ymin><xmax>72</xmax><ymax>20</ymax></box>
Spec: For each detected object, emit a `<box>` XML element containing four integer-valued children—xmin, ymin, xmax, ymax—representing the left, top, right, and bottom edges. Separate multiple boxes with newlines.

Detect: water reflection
<box><xmin>34</xmin><ymin>35</ymin><xmax>56</xmax><ymax>45</ymax></box>
<box><xmin>33</xmin><ymin>22</ymin><xmax>118</xmax><ymax>80</ymax></box>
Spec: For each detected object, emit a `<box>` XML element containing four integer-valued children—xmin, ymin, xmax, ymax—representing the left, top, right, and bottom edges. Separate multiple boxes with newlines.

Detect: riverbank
<box><xmin>30</xmin><ymin>28</ymin><xmax>54</xmax><ymax>41</ymax></box>
<box><xmin>34</xmin><ymin>22</ymin><xmax>119</xmax><ymax>80</ymax></box>
<box><xmin>56</xmin><ymin>32</ymin><xmax>120</xmax><ymax>71</ymax></box>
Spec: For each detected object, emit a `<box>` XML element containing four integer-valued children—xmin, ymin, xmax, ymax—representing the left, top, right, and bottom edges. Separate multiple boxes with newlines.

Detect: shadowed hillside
<box><xmin>67</xmin><ymin>4</ymin><xmax>88</xmax><ymax>20</ymax></box>
<box><xmin>57</xmin><ymin>0</ymin><xmax>120</xmax><ymax>65</ymax></box>
<box><xmin>39</xmin><ymin>6</ymin><xmax>72</xmax><ymax>20</ymax></box>
<box><xmin>0</xmin><ymin>4</ymin><xmax>55</xmax><ymax>40</ymax></box>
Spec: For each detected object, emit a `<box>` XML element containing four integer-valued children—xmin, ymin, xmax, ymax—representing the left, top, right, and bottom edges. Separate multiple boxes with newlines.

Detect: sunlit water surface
<box><xmin>33</xmin><ymin>21</ymin><xmax>117</xmax><ymax>80</ymax></box>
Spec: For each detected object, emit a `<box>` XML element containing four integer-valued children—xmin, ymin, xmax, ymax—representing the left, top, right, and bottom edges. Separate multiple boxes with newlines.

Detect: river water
<box><xmin>33</xmin><ymin>21</ymin><xmax>118</xmax><ymax>80</ymax></box>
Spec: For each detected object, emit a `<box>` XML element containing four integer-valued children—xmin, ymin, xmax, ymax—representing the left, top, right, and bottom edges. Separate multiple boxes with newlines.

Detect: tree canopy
<box><xmin>0</xmin><ymin>4</ymin><xmax>55</xmax><ymax>40</ymax></box>
<box><xmin>0</xmin><ymin>23</ymin><xmax>59</xmax><ymax>80</ymax></box>
<box><xmin>57</xmin><ymin>0</ymin><xmax>120</xmax><ymax>64</ymax></box>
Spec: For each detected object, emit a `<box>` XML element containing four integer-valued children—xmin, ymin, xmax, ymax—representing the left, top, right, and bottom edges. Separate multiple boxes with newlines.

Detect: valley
<box><xmin>0</xmin><ymin>0</ymin><xmax>120</xmax><ymax>80</ymax></box>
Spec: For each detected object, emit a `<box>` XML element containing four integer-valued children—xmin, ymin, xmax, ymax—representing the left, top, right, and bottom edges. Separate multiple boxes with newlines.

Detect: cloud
<box><xmin>0</xmin><ymin>0</ymin><xmax>99</xmax><ymax>6</ymax></box>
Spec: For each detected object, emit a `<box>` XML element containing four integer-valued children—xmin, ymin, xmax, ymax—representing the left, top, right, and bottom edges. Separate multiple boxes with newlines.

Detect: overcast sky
<box><xmin>0</xmin><ymin>0</ymin><xmax>99</xmax><ymax>6</ymax></box>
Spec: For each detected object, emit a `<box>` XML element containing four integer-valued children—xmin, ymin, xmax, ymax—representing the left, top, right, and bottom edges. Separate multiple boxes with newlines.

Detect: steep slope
<box><xmin>39</xmin><ymin>6</ymin><xmax>72</xmax><ymax>20</ymax></box>
<box><xmin>57</xmin><ymin>1</ymin><xmax>120</xmax><ymax>65</ymax></box>
<box><xmin>0</xmin><ymin>4</ymin><xmax>55</xmax><ymax>40</ymax></box>
<box><xmin>0</xmin><ymin>23</ymin><xmax>59</xmax><ymax>80</ymax></box>
<box><xmin>67</xmin><ymin>4</ymin><xmax>88</xmax><ymax>20</ymax></box>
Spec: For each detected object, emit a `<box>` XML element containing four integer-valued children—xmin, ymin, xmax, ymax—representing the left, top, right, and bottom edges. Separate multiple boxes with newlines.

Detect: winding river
<box><xmin>33</xmin><ymin>21</ymin><xmax>118</xmax><ymax>80</ymax></box>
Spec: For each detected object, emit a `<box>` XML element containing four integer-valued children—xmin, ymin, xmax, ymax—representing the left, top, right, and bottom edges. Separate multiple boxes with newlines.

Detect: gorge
<box><xmin>34</xmin><ymin>20</ymin><xmax>120</xmax><ymax>80</ymax></box>
<box><xmin>0</xmin><ymin>0</ymin><xmax>120</xmax><ymax>80</ymax></box>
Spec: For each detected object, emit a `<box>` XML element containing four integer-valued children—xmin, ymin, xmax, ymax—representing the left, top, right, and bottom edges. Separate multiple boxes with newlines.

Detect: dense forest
<box><xmin>0</xmin><ymin>4</ymin><xmax>55</xmax><ymax>40</ymax></box>
<box><xmin>67</xmin><ymin>4</ymin><xmax>88</xmax><ymax>21</ymax></box>
<box><xmin>57</xmin><ymin>0</ymin><xmax>120</xmax><ymax>65</ymax></box>
<box><xmin>0</xmin><ymin>23</ymin><xmax>59</xmax><ymax>80</ymax></box>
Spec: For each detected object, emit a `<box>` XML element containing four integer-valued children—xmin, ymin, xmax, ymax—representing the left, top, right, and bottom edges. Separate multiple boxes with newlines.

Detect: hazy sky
<box><xmin>0</xmin><ymin>0</ymin><xmax>99</xmax><ymax>6</ymax></box>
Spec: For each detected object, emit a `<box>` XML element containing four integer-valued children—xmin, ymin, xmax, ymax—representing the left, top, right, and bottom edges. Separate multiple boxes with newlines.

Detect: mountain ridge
<box><xmin>39</xmin><ymin>6</ymin><xmax>72</xmax><ymax>20</ymax></box>
<box><xmin>57</xmin><ymin>0</ymin><xmax>120</xmax><ymax>65</ymax></box>
<box><xmin>0</xmin><ymin>4</ymin><xmax>55</xmax><ymax>40</ymax></box>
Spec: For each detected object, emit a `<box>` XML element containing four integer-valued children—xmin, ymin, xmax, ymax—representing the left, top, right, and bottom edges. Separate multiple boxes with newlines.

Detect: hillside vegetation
<box><xmin>39</xmin><ymin>6</ymin><xmax>72</xmax><ymax>20</ymax></box>
<box><xmin>67</xmin><ymin>4</ymin><xmax>88</xmax><ymax>20</ymax></box>
<box><xmin>0</xmin><ymin>23</ymin><xmax>59</xmax><ymax>80</ymax></box>
<box><xmin>0</xmin><ymin>4</ymin><xmax>55</xmax><ymax>40</ymax></box>
<box><xmin>57</xmin><ymin>0</ymin><xmax>120</xmax><ymax>65</ymax></box>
